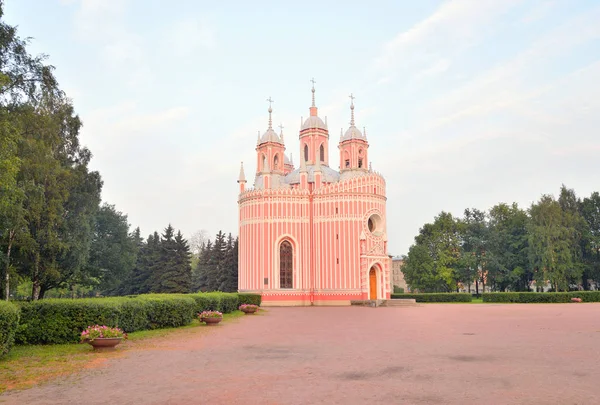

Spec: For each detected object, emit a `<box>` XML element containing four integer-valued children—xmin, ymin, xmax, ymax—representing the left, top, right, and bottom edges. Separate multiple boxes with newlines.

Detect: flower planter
<box><xmin>86</xmin><ymin>337</ymin><xmax>123</xmax><ymax>350</ymax></box>
<box><xmin>239</xmin><ymin>304</ymin><xmax>259</xmax><ymax>315</ymax></box>
<box><xmin>202</xmin><ymin>317</ymin><xmax>222</xmax><ymax>326</ymax></box>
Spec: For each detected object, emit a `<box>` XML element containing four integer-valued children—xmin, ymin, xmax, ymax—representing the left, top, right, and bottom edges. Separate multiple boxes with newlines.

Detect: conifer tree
<box><xmin>194</xmin><ymin>240</ymin><xmax>212</xmax><ymax>291</ymax></box>
<box><xmin>217</xmin><ymin>233</ymin><xmax>237</xmax><ymax>292</ymax></box>
<box><xmin>208</xmin><ymin>231</ymin><xmax>226</xmax><ymax>291</ymax></box>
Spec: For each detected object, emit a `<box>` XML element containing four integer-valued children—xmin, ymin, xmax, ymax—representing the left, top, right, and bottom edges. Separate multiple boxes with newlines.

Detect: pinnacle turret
<box><xmin>238</xmin><ymin>162</ymin><xmax>246</xmax><ymax>182</ymax></box>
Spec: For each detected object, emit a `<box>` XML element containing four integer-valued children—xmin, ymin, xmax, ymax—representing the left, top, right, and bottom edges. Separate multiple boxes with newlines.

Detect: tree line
<box><xmin>0</xmin><ymin>4</ymin><xmax>237</xmax><ymax>300</ymax></box>
<box><xmin>402</xmin><ymin>185</ymin><xmax>600</xmax><ymax>293</ymax></box>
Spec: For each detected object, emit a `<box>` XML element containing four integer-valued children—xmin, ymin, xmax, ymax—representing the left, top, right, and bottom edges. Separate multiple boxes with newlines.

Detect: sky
<box><xmin>4</xmin><ymin>0</ymin><xmax>600</xmax><ymax>256</ymax></box>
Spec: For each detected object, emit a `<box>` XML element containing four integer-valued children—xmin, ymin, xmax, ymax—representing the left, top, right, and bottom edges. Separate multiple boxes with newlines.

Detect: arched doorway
<box><xmin>369</xmin><ymin>266</ymin><xmax>378</xmax><ymax>299</ymax></box>
<box><xmin>280</xmin><ymin>241</ymin><xmax>293</xmax><ymax>288</ymax></box>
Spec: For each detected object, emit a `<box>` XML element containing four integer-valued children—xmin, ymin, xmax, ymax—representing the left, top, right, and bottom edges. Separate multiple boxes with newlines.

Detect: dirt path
<box><xmin>2</xmin><ymin>304</ymin><xmax>600</xmax><ymax>405</ymax></box>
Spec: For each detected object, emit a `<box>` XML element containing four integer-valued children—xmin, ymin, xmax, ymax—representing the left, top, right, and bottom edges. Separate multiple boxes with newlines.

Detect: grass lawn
<box><xmin>0</xmin><ymin>310</ymin><xmax>245</xmax><ymax>393</ymax></box>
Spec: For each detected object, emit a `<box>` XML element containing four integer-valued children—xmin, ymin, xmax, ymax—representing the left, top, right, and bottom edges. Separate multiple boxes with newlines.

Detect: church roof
<box><xmin>284</xmin><ymin>164</ymin><xmax>340</xmax><ymax>185</ymax></box>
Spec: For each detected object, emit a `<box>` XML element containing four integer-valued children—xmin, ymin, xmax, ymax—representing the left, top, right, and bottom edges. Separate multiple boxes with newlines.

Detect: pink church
<box><xmin>237</xmin><ymin>84</ymin><xmax>390</xmax><ymax>306</ymax></box>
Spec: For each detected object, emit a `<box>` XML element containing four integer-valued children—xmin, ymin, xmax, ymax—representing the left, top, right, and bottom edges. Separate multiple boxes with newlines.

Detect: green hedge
<box><xmin>390</xmin><ymin>293</ymin><xmax>472</xmax><ymax>302</ymax></box>
<box><xmin>15</xmin><ymin>295</ymin><xmax>196</xmax><ymax>345</ymax></box>
<box><xmin>237</xmin><ymin>293</ymin><xmax>262</xmax><ymax>306</ymax></box>
<box><xmin>12</xmin><ymin>292</ymin><xmax>261</xmax><ymax>346</ymax></box>
<box><xmin>483</xmin><ymin>291</ymin><xmax>600</xmax><ymax>303</ymax></box>
<box><xmin>0</xmin><ymin>301</ymin><xmax>20</xmax><ymax>357</ymax></box>
<box><xmin>189</xmin><ymin>292</ymin><xmax>239</xmax><ymax>313</ymax></box>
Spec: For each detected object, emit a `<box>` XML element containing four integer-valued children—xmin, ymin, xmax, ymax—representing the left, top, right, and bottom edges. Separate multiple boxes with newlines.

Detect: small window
<box><xmin>320</xmin><ymin>144</ymin><xmax>325</xmax><ymax>162</ymax></box>
<box><xmin>345</xmin><ymin>159</ymin><xmax>350</xmax><ymax>168</ymax></box>
<box><xmin>304</xmin><ymin>144</ymin><xmax>309</xmax><ymax>162</ymax></box>
<box><xmin>358</xmin><ymin>158</ymin><xmax>363</xmax><ymax>168</ymax></box>
<box><xmin>274</xmin><ymin>155</ymin><xmax>279</xmax><ymax>170</ymax></box>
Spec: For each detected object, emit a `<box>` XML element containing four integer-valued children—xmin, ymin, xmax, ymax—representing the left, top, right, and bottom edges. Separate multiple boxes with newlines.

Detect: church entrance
<box><xmin>369</xmin><ymin>266</ymin><xmax>377</xmax><ymax>299</ymax></box>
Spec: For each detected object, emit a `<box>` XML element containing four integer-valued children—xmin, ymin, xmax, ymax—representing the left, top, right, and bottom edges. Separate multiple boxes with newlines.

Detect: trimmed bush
<box><xmin>483</xmin><ymin>291</ymin><xmax>600</xmax><ymax>303</ymax></box>
<box><xmin>137</xmin><ymin>295</ymin><xmax>196</xmax><ymax>329</ymax></box>
<box><xmin>189</xmin><ymin>292</ymin><xmax>249</xmax><ymax>313</ymax></box>
<box><xmin>11</xmin><ymin>292</ymin><xmax>261</xmax><ymax>346</ymax></box>
<box><xmin>390</xmin><ymin>293</ymin><xmax>472</xmax><ymax>302</ymax></box>
<box><xmin>0</xmin><ymin>301</ymin><xmax>20</xmax><ymax>357</ymax></box>
<box><xmin>189</xmin><ymin>292</ymin><xmax>224</xmax><ymax>313</ymax></box>
<box><xmin>15</xmin><ymin>294</ymin><xmax>197</xmax><ymax>344</ymax></box>
<box><xmin>16</xmin><ymin>298</ymin><xmax>122</xmax><ymax>345</ymax></box>
<box><xmin>237</xmin><ymin>293</ymin><xmax>262</xmax><ymax>306</ymax></box>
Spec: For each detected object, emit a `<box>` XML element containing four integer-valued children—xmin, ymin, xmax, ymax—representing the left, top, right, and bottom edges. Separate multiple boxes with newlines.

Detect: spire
<box><xmin>369</xmin><ymin>162</ymin><xmax>373</xmax><ymax>172</ymax></box>
<box><xmin>257</xmin><ymin>130</ymin><xmax>260</xmax><ymax>145</ymax></box>
<box><xmin>290</xmin><ymin>153</ymin><xmax>293</xmax><ymax>165</ymax></box>
<box><xmin>349</xmin><ymin>93</ymin><xmax>355</xmax><ymax>126</ymax></box>
<box><xmin>363</xmin><ymin>126</ymin><xmax>367</xmax><ymax>138</ymax></box>
<box><xmin>309</xmin><ymin>78</ymin><xmax>318</xmax><ymax>117</ymax></box>
<box><xmin>266</xmin><ymin>97</ymin><xmax>274</xmax><ymax>129</ymax></box>
<box><xmin>238</xmin><ymin>162</ymin><xmax>246</xmax><ymax>182</ymax></box>
<box><xmin>340</xmin><ymin>128</ymin><xmax>343</xmax><ymax>141</ymax></box>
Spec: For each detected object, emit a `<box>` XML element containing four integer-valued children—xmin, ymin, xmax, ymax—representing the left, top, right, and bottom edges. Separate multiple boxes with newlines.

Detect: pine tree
<box><xmin>208</xmin><ymin>231</ymin><xmax>226</xmax><ymax>291</ymax></box>
<box><xmin>217</xmin><ymin>234</ymin><xmax>236</xmax><ymax>292</ymax></box>
<box><xmin>172</xmin><ymin>230</ymin><xmax>192</xmax><ymax>293</ymax></box>
<box><xmin>195</xmin><ymin>240</ymin><xmax>212</xmax><ymax>291</ymax></box>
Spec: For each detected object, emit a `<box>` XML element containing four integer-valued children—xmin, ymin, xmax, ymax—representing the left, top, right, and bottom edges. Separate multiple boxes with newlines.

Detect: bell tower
<box><xmin>256</xmin><ymin>97</ymin><xmax>286</xmax><ymax>176</ymax></box>
<box><xmin>339</xmin><ymin>94</ymin><xmax>368</xmax><ymax>172</ymax></box>
<box><xmin>299</xmin><ymin>79</ymin><xmax>330</xmax><ymax>167</ymax></box>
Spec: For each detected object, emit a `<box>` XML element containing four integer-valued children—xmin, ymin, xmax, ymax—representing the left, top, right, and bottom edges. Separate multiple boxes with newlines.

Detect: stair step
<box><xmin>381</xmin><ymin>299</ymin><xmax>418</xmax><ymax>307</ymax></box>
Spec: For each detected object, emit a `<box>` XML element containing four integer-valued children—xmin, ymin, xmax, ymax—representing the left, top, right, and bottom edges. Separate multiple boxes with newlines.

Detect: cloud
<box><xmin>414</xmin><ymin>5</ymin><xmax>600</xmax><ymax>133</ymax></box>
<box><xmin>68</xmin><ymin>0</ymin><xmax>153</xmax><ymax>88</ymax></box>
<box><xmin>168</xmin><ymin>18</ymin><xmax>216</xmax><ymax>56</ymax></box>
<box><xmin>375</xmin><ymin>0</ymin><xmax>523</xmax><ymax>71</ymax></box>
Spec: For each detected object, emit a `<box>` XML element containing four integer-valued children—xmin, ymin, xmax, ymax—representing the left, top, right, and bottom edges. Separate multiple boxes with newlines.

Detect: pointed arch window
<box><xmin>262</xmin><ymin>154</ymin><xmax>267</xmax><ymax>171</ymax></box>
<box><xmin>280</xmin><ymin>240</ymin><xmax>293</xmax><ymax>289</ymax></box>
<box><xmin>319</xmin><ymin>144</ymin><xmax>325</xmax><ymax>162</ymax></box>
<box><xmin>304</xmin><ymin>144</ymin><xmax>309</xmax><ymax>162</ymax></box>
<box><xmin>274</xmin><ymin>154</ymin><xmax>279</xmax><ymax>170</ymax></box>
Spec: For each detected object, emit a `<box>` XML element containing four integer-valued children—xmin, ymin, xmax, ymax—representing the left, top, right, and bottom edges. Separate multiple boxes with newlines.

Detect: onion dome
<box><xmin>341</xmin><ymin>93</ymin><xmax>367</xmax><ymax>141</ymax></box>
<box><xmin>259</xmin><ymin>97</ymin><xmax>283</xmax><ymax>145</ymax></box>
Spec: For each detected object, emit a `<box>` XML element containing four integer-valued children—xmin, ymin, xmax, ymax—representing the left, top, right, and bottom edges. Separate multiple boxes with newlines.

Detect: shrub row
<box><xmin>0</xmin><ymin>301</ymin><xmax>20</xmax><ymax>357</ymax></box>
<box><xmin>14</xmin><ymin>292</ymin><xmax>261</xmax><ymax>346</ymax></box>
<box><xmin>390</xmin><ymin>293</ymin><xmax>472</xmax><ymax>302</ymax></box>
<box><xmin>482</xmin><ymin>291</ymin><xmax>600</xmax><ymax>303</ymax></box>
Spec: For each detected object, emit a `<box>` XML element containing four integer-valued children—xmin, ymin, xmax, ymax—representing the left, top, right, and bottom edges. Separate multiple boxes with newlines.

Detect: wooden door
<box><xmin>369</xmin><ymin>267</ymin><xmax>377</xmax><ymax>299</ymax></box>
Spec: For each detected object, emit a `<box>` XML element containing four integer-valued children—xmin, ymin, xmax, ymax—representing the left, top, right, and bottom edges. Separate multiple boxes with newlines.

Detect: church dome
<box><xmin>260</xmin><ymin>128</ymin><xmax>282</xmax><ymax>144</ymax></box>
<box><xmin>284</xmin><ymin>164</ymin><xmax>340</xmax><ymax>185</ymax></box>
<box><xmin>301</xmin><ymin>116</ymin><xmax>327</xmax><ymax>130</ymax></box>
<box><xmin>284</xmin><ymin>154</ymin><xmax>292</xmax><ymax>164</ymax></box>
<box><xmin>341</xmin><ymin>125</ymin><xmax>365</xmax><ymax>141</ymax></box>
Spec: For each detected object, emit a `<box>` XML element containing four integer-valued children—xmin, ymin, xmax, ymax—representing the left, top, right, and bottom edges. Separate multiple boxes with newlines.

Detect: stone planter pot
<box><xmin>202</xmin><ymin>317</ymin><xmax>222</xmax><ymax>325</ymax></box>
<box><xmin>241</xmin><ymin>307</ymin><xmax>258</xmax><ymax>315</ymax></box>
<box><xmin>86</xmin><ymin>337</ymin><xmax>123</xmax><ymax>350</ymax></box>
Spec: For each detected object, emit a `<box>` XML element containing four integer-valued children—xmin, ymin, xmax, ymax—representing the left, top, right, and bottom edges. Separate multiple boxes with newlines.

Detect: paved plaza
<box><xmin>2</xmin><ymin>304</ymin><xmax>600</xmax><ymax>405</ymax></box>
